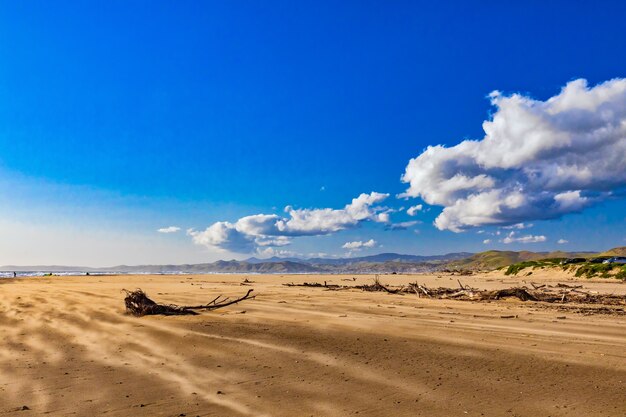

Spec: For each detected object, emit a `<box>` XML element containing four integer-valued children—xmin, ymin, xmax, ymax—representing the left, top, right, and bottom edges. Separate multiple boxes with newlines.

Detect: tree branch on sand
<box><xmin>122</xmin><ymin>288</ymin><xmax>255</xmax><ymax>316</ymax></box>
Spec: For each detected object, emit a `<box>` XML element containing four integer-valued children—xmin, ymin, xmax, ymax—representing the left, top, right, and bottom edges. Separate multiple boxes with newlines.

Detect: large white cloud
<box><xmin>189</xmin><ymin>192</ymin><xmax>389</xmax><ymax>253</ymax></box>
<box><xmin>401</xmin><ymin>78</ymin><xmax>626</xmax><ymax>232</ymax></box>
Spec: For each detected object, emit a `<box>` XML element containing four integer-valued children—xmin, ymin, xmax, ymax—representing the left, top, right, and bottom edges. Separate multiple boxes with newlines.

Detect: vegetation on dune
<box><xmin>503</xmin><ymin>259</ymin><xmax>625</xmax><ymax>280</ymax></box>
<box><xmin>574</xmin><ymin>263</ymin><xmax>615</xmax><ymax>278</ymax></box>
<box><xmin>504</xmin><ymin>259</ymin><xmax>564</xmax><ymax>275</ymax></box>
<box><xmin>451</xmin><ymin>246</ymin><xmax>626</xmax><ymax>280</ymax></box>
<box><xmin>450</xmin><ymin>250</ymin><xmax>595</xmax><ymax>271</ymax></box>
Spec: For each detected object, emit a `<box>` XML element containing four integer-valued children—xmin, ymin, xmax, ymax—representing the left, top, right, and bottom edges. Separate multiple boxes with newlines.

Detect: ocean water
<box><xmin>0</xmin><ymin>271</ymin><xmax>208</xmax><ymax>278</ymax></box>
<box><xmin>0</xmin><ymin>271</ymin><xmax>118</xmax><ymax>278</ymax></box>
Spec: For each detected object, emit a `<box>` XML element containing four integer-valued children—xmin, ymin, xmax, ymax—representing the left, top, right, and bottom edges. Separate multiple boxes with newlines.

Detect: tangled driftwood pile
<box><xmin>284</xmin><ymin>277</ymin><xmax>403</xmax><ymax>294</ymax></box>
<box><xmin>282</xmin><ymin>277</ymin><xmax>625</xmax><ymax>312</ymax></box>
<box><xmin>123</xmin><ymin>288</ymin><xmax>254</xmax><ymax>316</ymax></box>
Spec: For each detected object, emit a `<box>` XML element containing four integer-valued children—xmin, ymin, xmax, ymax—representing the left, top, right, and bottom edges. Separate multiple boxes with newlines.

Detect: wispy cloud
<box><xmin>501</xmin><ymin>231</ymin><xmax>547</xmax><ymax>244</ymax></box>
<box><xmin>342</xmin><ymin>239</ymin><xmax>377</xmax><ymax>250</ymax></box>
<box><xmin>157</xmin><ymin>226</ymin><xmax>181</xmax><ymax>233</ymax></box>
<box><xmin>502</xmin><ymin>223</ymin><xmax>533</xmax><ymax>230</ymax></box>
<box><xmin>384</xmin><ymin>220</ymin><xmax>421</xmax><ymax>231</ymax></box>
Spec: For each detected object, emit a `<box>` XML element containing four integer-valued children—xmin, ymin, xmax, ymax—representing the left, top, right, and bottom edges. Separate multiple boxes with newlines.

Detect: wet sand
<box><xmin>1</xmin><ymin>272</ymin><xmax>625</xmax><ymax>416</ymax></box>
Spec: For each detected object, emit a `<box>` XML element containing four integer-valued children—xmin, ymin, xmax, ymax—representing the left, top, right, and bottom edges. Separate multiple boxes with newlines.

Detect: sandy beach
<box><xmin>1</xmin><ymin>272</ymin><xmax>625</xmax><ymax>416</ymax></box>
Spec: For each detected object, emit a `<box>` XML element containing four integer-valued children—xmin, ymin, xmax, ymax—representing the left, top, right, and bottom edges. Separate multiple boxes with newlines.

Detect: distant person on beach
<box><xmin>13</xmin><ymin>272</ymin><xmax>16</xmax><ymax>277</ymax></box>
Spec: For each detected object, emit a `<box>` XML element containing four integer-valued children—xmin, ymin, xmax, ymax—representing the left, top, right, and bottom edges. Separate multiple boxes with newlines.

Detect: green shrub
<box><xmin>505</xmin><ymin>261</ymin><xmax>540</xmax><ymax>275</ymax></box>
<box><xmin>574</xmin><ymin>263</ymin><xmax>615</xmax><ymax>278</ymax></box>
<box><xmin>504</xmin><ymin>258</ymin><xmax>565</xmax><ymax>275</ymax></box>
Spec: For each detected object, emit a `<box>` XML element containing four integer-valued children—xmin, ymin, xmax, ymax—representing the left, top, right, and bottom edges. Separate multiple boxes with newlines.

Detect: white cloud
<box><xmin>483</xmin><ymin>239</ymin><xmax>491</xmax><ymax>244</ymax></box>
<box><xmin>342</xmin><ymin>239</ymin><xmax>377</xmax><ymax>250</ymax></box>
<box><xmin>255</xmin><ymin>236</ymin><xmax>292</xmax><ymax>247</ymax></box>
<box><xmin>157</xmin><ymin>226</ymin><xmax>181</xmax><ymax>233</ymax></box>
<box><xmin>187</xmin><ymin>222</ymin><xmax>256</xmax><ymax>253</ymax></box>
<box><xmin>256</xmin><ymin>247</ymin><xmax>300</xmax><ymax>258</ymax></box>
<box><xmin>557</xmin><ymin>238</ymin><xmax>569</xmax><ymax>244</ymax></box>
<box><xmin>502</xmin><ymin>222</ymin><xmax>533</xmax><ymax>230</ymax></box>
<box><xmin>190</xmin><ymin>192</ymin><xmax>389</xmax><ymax>253</ymax></box>
<box><xmin>401</xmin><ymin>78</ymin><xmax>626</xmax><ymax>232</ymax></box>
<box><xmin>501</xmin><ymin>231</ymin><xmax>547</xmax><ymax>244</ymax></box>
<box><xmin>276</xmin><ymin>192</ymin><xmax>389</xmax><ymax>235</ymax></box>
<box><xmin>406</xmin><ymin>204</ymin><xmax>423</xmax><ymax>216</ymax></box>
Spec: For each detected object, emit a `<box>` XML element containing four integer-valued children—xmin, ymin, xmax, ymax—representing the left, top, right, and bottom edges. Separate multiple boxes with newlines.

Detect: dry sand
<box><xmin>1</xmin><ymin>272</ymin><xmax>625</xmax><ymax>416</ymax></box>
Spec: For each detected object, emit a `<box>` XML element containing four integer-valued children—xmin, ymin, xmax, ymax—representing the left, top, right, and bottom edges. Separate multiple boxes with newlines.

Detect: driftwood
<box><xmin>283</xmin><ymin>281</ymin><xmax>344</xmax><ymax>290</ymax></box>
<box><xmin>280</xmin><ymin>278</ymin><xmax>625</xmax><ymax>313</ymax></box>
<box><xmin>283</xmin><ymin>276</ymin><xmax>404</xmax><ymax>293</ymax></box>
<box><xmin>358</xmin><ymin>276</ymin><xmax>402</xmax><ymax>294</ymax></box>
<box><xmin>481</xmin><ymin>288</ymin><xmax>538</xmax><ymax>302</ymax></box>
<box><xmin>123</xmin><ymin>288</ymin><xmax>255</xmax><ymax>316</ymax></box>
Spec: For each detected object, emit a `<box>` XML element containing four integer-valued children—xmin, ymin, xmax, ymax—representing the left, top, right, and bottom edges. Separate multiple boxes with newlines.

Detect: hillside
<box><xmin>447</xmin><ymin>251</ymin><xmax>545</xmax><ymax>270</ymax></box>
<box><xmin>600</xmin><ymin>246</ymin><xmax>626</xmax><ymax>256</ymax></box>
<box><xmin>447</xmin><ymin>249</ymin><xmax>598</xmax><ymax>270</ymax></box>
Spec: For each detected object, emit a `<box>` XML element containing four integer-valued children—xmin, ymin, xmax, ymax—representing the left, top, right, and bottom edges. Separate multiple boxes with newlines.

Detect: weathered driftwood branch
<box><xmin>359</xmin><ymin>276</ymin><xmax>402</xmax><ymax>294</ymax></box>
<box><xmin>123</xmin><ymin>288</ymin><xmax>255</xmax><ymax>317</ymax></box>
<box><xmin>481</xmin><ymin>288</ymin><xmax>538</xmax><ymax>302</ymax></box>
<box><xmin>283</xmin><ymin>281</ymin><xmax>344</xmax><ymax>290</ymax></box>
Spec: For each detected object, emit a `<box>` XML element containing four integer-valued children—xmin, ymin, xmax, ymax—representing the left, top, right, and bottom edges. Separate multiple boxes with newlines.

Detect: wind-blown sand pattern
<box><xmin>1</xmin><ymin>273</ymin><xmax>625</xmax><ymax>416</ymax></box>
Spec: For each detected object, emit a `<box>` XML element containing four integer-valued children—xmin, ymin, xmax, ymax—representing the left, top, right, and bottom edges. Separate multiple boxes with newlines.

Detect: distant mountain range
<box><xmin>244</xmin><ymin>252</ymin><xmax>473</xmax><ymax>265</ymax></box>
<box><xmin>0</xmin><ymin>252</ymin><xmax>471</xmax><ymax>274</ymax></box>
<box><xmin>2</xmin><ymin>248</ymin><xmax>623</xmax><ymax>274</ymax></box>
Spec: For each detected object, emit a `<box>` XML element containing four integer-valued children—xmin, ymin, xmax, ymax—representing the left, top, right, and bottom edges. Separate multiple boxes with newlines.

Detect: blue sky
<box><xmin>0</xmin><ymin>1</ymin><xmax>625</xmax><ymax>265</ymax></box>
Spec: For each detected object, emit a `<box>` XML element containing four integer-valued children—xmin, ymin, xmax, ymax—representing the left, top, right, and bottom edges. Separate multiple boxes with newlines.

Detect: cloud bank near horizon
<box><xmin>401</xmin><ymin>78</ymin><xmax>626</xmax><ymax>232</ymax></box>
<box><xmin>188</xmin><ymin>192</ymin><xmax>390</xmax><ymax>253</ymax></box>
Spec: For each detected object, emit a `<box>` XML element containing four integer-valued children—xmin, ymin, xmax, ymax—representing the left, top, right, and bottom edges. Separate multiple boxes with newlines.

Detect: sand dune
<box><xmin>1</xmin><ymin>273</ymin><xmax>625</xmax><ymax>416</ymax></box>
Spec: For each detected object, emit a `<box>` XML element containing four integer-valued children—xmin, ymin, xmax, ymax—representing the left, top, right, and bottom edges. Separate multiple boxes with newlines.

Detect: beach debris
<box><xmin>481</xmin><ymin>288</ymin><xmax>538</xmax><ymax>302</ymax></box>
<box><xmin>122</xmin><ymin>288</ymin><xmax>255</xmax><ymax>316</ymax></box>
<box><xmin>281</xmin><ymin>277</ymin><xmax>626</xmax><ymax>314</ymax></box>
<box><xmin>359</xmin><ymin>276</ymin><xmax>403</xmax><ymax>294</ymax></box>
<box><xmin>284</xmin><ymin>275</ymin><xmax>404</xmax><ymax>294</ymax></box>
<box><xmin>283</xmin><ymin>281</ymin><xmax>344</xmax><ymax>290</ymax></box>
